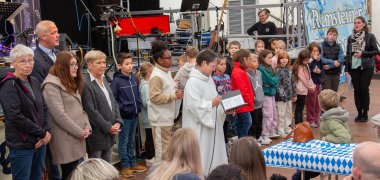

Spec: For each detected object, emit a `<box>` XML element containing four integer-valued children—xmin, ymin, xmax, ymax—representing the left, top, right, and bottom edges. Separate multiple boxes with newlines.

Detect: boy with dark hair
<box><xmin>320</xmin><ymin>27</ymin><xmax>344</xmax><ymax>92</ymax></box>
<box><xmin>110</xmin><ymin>53</ymin><xmax>146</xmax><ymax>177</ymax></box>
<box><xmin>225</xmin><ymin>41</ymin><xmax>241</xmax><ymax>76</ymax></box>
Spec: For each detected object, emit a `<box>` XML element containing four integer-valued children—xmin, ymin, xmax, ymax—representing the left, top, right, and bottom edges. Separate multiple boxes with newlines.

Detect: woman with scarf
<box><xmin>346</xmin><ymin>16</ymin><xmax>379</xmax><ymax>122</ymax></box>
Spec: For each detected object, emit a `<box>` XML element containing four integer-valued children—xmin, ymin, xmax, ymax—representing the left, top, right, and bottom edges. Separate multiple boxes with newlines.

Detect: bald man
<box><xmin>31</xmin><ymin>20</ymin><xmax>60</xmax><ymax>83</ymax></box>
<box><xmin>343</xmin><ymin>141</ymin><xmax>380</xmax><ymax>180</ymax></box>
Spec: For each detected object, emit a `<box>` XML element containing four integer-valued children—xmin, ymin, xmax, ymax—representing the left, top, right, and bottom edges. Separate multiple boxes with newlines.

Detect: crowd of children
<box><xmin>108</xmin><ymin>26</ymin><xmax>354</xmax><ymax>178</ymax></box>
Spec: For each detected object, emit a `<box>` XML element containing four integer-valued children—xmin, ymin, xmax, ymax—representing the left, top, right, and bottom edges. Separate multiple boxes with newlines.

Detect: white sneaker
<box><xmin>145</xmin><ymin>158</ymin><xmax>155</xmax><ymax>167</ymax></box>
<box><xmin>279</xmin><ymin>133</ymin><xmax>288</xmax><ymax>138</ymax></box>
<box><xmin>260</xmin><ymin>136</ymin><xmax>271</xmax><ymax>145</ymax></box>
<box><xmin>310</xmin><ymin>123</ymin><xmax>318</xmax><ymax>128</ymax></box>
<box><xmin>266</xmin><ymin>136</ymin><xmax>273</xmax><ymax>142</ymax></box>
<box><xmin>264</xmin><ymin>136</ymin><xmax>272</xmax><ymax>143</ymax></box>
<box><xmin>269</xmin><ymin>132</ymin><xmax>280</xmax><ymax>138</ymax></box>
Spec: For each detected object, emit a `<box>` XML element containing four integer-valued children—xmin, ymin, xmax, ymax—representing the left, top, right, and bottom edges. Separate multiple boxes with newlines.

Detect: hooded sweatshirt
<box><xmin>174</xmin><ymin>62</ymin><xmax>195</xmax><ymax>90</ymax></box>
<box><xmin>247</xmin><ymin>69</ymin><xmax>264</xmax><ymax>109</ymax></box>
<box><xmin>320</xmin><ymin>107</ymin><xmax>352</xmax><ymax>144</ymax></box>
<box><xmin>110</xmin><ymin>70</ymin><xmax>141</xmax><ymax>119</ymax></box>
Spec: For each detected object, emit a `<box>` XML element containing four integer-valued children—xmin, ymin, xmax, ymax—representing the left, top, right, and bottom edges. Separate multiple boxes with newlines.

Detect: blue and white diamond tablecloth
<box><xmin>262</xmin><ymin>139</ymin><xmax>357</xmax><ymax>175</ymax></box>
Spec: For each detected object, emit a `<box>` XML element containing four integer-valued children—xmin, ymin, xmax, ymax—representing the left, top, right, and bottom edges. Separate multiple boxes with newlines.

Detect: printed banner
<box><xmin>304</xmin><ymin>0</ymin><xmax>367</xmax><ymax>52</ymax></box>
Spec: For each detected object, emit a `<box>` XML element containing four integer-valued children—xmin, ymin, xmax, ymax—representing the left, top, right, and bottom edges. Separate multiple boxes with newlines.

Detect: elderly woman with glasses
<box><xmin>42</xmin><ymin>51</ymin><xmax>92</xmax><ymax>180</ymax></box>
<box><xmin>0</xmin><ymin>44</ymin><xmax>51</xmax><ymax>180</ymax></box>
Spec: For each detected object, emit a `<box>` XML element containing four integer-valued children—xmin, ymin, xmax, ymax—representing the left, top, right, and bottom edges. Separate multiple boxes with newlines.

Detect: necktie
<box><xmin>51</xmin><ymin>50</ymin><xmax>57</xmax><ymax>62</ymax></box>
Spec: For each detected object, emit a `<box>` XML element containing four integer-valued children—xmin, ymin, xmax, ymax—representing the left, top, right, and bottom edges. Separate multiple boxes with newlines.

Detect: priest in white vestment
<box><xmin>182</xmin><ymin>50</ymin><xmax>228</xmax><ymax>175</ymax></box>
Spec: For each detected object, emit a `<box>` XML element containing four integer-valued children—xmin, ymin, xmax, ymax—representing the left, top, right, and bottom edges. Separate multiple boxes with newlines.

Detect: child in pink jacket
<box><xmin>293</xmin><ymin>49</ymin><xmax>316</xmax><ymax>124</ymax></box>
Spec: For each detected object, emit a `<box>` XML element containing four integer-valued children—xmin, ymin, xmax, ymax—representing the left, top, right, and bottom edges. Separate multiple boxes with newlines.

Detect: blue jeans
<box><xmin>9</xmin><ymin>146</ymin><xmax>46</xmax><ymax>180</ymax></box>
<box><xmin>119</xmin><ymin>118</ymin><xmax>138</xmax><ymax>168</ymax></box>
<box><xmin>236</xmin><ymin>112</ymin><xmax>252</xmax><ymax>138</ymax></box>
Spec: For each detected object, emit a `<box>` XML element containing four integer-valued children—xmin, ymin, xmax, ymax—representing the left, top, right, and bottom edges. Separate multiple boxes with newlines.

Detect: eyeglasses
<box><xmin>17</xmin><ymin>59</ymin><xmax>34</xmax><ymax>65</ymax></box>
<box><xmin>70</xmin><ymin>63</ymin><xmax>79</xmax><ymax>68</ymax></box>
<box><xmin>161</xmin><ymin>56</ymin><xmax>172</xmax><ymax>60</ymax></box>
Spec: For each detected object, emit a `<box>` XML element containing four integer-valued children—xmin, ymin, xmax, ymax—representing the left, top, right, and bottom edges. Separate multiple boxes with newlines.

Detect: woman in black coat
<box><xmin>346</xmin><ymin>16</ymin><xmax>379</xmax><ymax>122</ymax></box>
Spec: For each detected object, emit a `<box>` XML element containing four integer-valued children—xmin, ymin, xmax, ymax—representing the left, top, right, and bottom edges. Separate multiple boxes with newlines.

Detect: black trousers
<box><xmin>249</xmin><ymin>108</ymin><xmax>263</xmax><ymax>139</ymax></box>
<box><xmin>295</xmin><ymin>95</ymin><xmax>306</xmax><ymax>125</ymax></box>
<box><xmin>322</xmin><ymin>73</ymin><xmax>340</xmax><ymax>92</ymax></box>
<box><xmin>61</xmin><ymin>158</ymin><xmax>83</xmax><ymax>180</ymax></box>
<box><xmin>145</xmin><ymin>128</ymin><xmax>155</xmax><ymax>159</ymax></box>
<box><xmin>350</xmin><ymin>67</ymin><xmax>374</xmax><ymax>111</ymax></box>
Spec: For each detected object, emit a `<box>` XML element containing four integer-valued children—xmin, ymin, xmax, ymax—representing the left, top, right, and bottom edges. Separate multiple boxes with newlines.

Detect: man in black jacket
<box><xmin>247</xmin><ymin>9</ymin><xmax>277</xmax><ymax>49</ymax></box>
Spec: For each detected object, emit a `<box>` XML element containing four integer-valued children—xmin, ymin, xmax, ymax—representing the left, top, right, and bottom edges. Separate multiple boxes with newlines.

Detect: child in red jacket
<box><xmin>231</xmin><ymin>49</ymin><xmax>254</xmax><ymax>138</ymax></box>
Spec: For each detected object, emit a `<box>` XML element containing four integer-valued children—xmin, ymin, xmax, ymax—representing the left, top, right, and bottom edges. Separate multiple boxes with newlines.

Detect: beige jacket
<box><xmin>148</xmin><ymin>64</ymin><xmax>176</xmax><ymax>126</ymax></box>
<box><xmin>42</xmin><ymin>74</ymin><xmax>91</xmax><ymax>165</ymax></box>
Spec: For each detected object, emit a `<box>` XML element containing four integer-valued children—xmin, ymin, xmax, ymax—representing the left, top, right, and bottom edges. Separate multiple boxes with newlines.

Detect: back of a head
<box><xmin>318</xmin><ymin>89</ymin><xmax>340</xmax><ymax>111</ymax></box>
<box><xmin>230</xmin><ymin>137</ymin><xmax>267</xmax><ymax>180</ymax></box>
<box><xmin>69</xmin><ymin>158</ymin><xmax>119</xmax><ymax>180</ymax></box>
<box><xmin>148</xmin><ymin>128</ymin><xmax>203</xmax><ymax>180</ymax></box>
<box><xmin>233</xmin><ymin>49</ymin><xmax>250</xmax><ymax>64</ymax></box>
<box><xmin>207</xmin><ymin>164</ymin><xmax>243</xmax><ymax>180</ymax></box>
<box><xmin>353</xmin><ymin>142</ymin><xmax>380</xmax><ymax>178</ymax></box>
<box><xmin>186</xmin><ymin>46</ymin><xmax>199</xmax><ymax>59</ymax></box>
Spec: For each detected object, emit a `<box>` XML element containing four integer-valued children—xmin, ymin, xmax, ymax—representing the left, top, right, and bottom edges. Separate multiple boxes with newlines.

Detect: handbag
<box><xmin>375</xmin><ymin>42</ymin><xmax>380</xmax><ymax>71</ymax></box>
<box><xmin>285</xmin><ymin>122</ymin><xmax>314</xmax><ymax>143</ymax></box>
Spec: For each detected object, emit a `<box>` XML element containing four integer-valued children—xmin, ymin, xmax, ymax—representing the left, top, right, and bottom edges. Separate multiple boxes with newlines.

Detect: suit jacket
<box><xmin>81</xmin><ymin>73</ymin><xmax>122</xmax><ymax>151</ymax></box>
<box><xmin>31</xmin><ymin>46</ymin><xmax>60</xmax><ymax>83</ymax></box>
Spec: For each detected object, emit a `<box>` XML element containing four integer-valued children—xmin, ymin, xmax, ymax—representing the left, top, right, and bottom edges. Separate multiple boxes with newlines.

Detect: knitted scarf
<box><xmin>351</xmin><ymin>30</ymin><xmax>365</xmax><ymax>53</ymax></box>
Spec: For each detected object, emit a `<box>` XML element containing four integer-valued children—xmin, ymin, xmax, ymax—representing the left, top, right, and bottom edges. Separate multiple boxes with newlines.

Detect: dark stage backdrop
<box><xmin>40</xmin><ymin>0</ymin><xmax>159</xmax><ymax>54</ymax></box>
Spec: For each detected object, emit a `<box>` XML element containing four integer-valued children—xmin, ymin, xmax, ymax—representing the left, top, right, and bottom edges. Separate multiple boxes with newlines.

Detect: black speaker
<box><xmin>57</xmin><ymin>33</ymin><xmax>73</xmax><ymax>51</ymax></box>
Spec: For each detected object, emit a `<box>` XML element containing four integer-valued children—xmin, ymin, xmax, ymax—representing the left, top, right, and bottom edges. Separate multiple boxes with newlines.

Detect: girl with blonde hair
<box><xmin>69</xmin><ymin>158</ymin><xmax>119</xmax><ymax>180</ymax></box>
<box><xmin>147</xmin><ymin>128</ymin><xmax>204</xmax><ymax>180</ymax></box>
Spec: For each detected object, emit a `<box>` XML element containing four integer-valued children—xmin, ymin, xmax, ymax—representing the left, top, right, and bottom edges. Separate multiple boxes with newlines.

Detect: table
<box><xmin>262</xmin><ymin>139</ymin><xmax>357</xmax><ymax>177</ymax></box>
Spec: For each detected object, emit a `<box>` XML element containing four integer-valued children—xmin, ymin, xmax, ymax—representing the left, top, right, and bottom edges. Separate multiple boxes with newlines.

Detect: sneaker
<box><xmin>266</xmin><ymin>136</ymin><xmax>273</xmax><ymax>142</ymax></box>
<box><xmin>257</xmin><ymin>136</ymin><xmax>264</xmax><ymax>143</ymax></box>
<box><xmin>264</xmin><ymin>136</ymin><xmax>273</xmax><ymax>144</ymax></box>
<box><xmin>120</xmin><ymin>167</ymin><xmax>134</xmax><ymax>178</ymax></box>
<box><xmin>145</xmin><ymin>158</ymin><xmax>155</xmax><ymax>167</ymax></box>
<box><xmin>269</xmin><ymin>132</ymin><xmax>280</xmax><ymax>138</ymax></box>
<box><xmin>279</xmin><ymin>133</ymin><xmax>288</xmax><ymax>138</ymax></box>
<box><xmin>130</xmin><ymin>165</ymin><xmax>147</xmax><ymax>172</ymax></box>
<box><xmin>310</xmin><ymin>123</ymin><xmax>318</xmax><ymax>128</ymax></box>
<box><xmin>260</xmin><ymin>136</ymin><xmax>271</xmax><ymax>145</ymax></box>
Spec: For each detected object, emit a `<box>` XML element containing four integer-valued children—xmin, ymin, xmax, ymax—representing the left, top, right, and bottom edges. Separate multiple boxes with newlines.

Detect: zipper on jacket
<box><xmin>129</xmin><ymin>78</ymin><xmax>138</xmax><ymax>115</ymax></box>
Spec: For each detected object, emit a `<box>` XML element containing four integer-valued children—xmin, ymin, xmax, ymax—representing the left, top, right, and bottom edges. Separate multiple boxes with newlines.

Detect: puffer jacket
<box><xmin>320</xmin><ymin>107</ymin><xmax>352</xmax><ymax>144</ymax></box>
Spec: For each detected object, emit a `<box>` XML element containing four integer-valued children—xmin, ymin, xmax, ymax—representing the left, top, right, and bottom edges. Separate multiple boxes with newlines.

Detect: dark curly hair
<box><xmin>151</xmin><ymin>40</ymin><xmax>169</xmax><ymax>62</ymax></box>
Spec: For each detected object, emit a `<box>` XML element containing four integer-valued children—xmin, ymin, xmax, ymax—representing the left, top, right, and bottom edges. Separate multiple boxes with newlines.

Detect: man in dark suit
<box><xmin>31</xmin><ymin>20</ymin><xmax>60</xmax><ymax>83</ymax></box>
<box><xmin>31</xmin><ymin>20</ymin><xmax>61</xmax><ymax>180</ymax></box>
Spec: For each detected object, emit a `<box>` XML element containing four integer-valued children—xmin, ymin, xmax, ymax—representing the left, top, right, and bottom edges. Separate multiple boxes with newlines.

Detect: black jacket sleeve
<box><xmin>247</xmin><ymin>24</ymin><xmax>257</xmax><ymax>35</ymax></box>
<box><xmin>0</xmin><ymin>81</ymin><xmax>46</xmax><ymax>138</ymax></box>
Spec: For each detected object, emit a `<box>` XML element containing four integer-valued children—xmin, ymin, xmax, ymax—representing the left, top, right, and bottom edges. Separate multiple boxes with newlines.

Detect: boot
<box><xmin>360</xmin><ymin>110</ymin><xmax>368</xmax><ymax>122</ymax></box>
<box><xmin>355</xmin><ymin>110</ymin><xmax>362</xmax><ymax>122</ymax></box>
